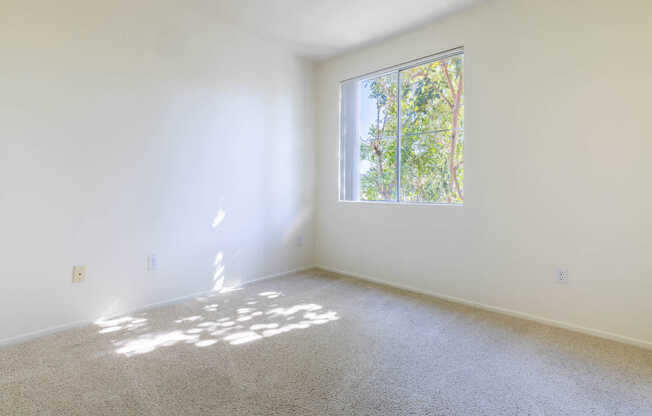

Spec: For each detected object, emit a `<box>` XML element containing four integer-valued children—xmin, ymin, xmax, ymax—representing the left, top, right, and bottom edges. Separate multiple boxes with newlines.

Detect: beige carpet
<box><xmin>1</xmin><ymin>269</ymin><xmax>651</xmax><ymax>415</ymax></box>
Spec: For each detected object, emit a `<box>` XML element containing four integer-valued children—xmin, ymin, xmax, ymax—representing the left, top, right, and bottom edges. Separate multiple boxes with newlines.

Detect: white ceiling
<box><xmin>209</xmin><ymin>0</ymin><xmax>482</xmax><ymax>59</ymax></box>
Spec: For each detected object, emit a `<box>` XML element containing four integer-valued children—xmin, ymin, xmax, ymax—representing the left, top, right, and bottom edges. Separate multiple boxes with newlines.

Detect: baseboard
<box><xmin>0</xmin><ymin>265</ymin><xmax>315</xmax><ymax>348</ymax></box>
<box><xmin>0</xmin><ymin>319</ymin><xmax>91</xmax><ymax>349</ymax></box>
<box><xmin>240</xmin><ymin>265</ymin><xmax>316</xmax><ymax>286</ymax></box>
<box><xmin>314</xmin><ymin>264</ymin><xmax>652</xmax><ymax>351</ymax></box>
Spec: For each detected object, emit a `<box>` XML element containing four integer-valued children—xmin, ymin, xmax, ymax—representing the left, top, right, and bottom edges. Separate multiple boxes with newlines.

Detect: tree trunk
<box><xmin>443</xmin><ymin>60</ymin><xmax>464</xmax><ymax>202</ymax></box>
<box><xmin>375</xmin><ymin>145</ymin><xmax>388</xmax><ymax>199</ymax></box>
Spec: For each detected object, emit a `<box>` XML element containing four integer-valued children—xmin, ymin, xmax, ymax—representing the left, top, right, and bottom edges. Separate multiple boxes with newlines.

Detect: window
<box><xmin>339</xmin><ymin>48</ymin><xmax>464</xmax><ymax>204</ymax></box>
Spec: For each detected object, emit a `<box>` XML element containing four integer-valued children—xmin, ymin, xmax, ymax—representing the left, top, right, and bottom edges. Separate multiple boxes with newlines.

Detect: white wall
<box><xmin>0</xmin><ymin>0</ymin><xmax>315</xmax><ymax>342</ymax></box>
<box><xmin>315</xmin><ymin>0</ymin><xmax>652</xmax><ymax>346</ymax></box>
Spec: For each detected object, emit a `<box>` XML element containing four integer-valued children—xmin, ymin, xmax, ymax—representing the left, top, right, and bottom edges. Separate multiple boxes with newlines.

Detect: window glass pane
<box><xmin>399</xmin><ymin>54</ymin><xmax>464</xmax><ymax>204</ymax></box>
<box><xmin>340</xmin><ymin>72</ymin><xmax>398</xmax><ymax>201</ymax></box>
<box><xmin>358</xmin><ymin>73</ymin><xmax>398</xmax><ymax>201</ymax></box>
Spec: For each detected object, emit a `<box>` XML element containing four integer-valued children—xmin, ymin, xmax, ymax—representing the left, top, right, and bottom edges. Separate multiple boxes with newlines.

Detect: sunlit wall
<box><xmin>0</xmin><ymin>0</ymin><xmax>316</xmax><ymax>343</ymax></box>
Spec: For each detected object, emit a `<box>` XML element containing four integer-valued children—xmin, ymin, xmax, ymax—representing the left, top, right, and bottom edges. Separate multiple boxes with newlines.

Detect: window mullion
<box><xmin>395</xmin><ymin>70</ymin><xmax>401</xmax><ymax>202</ymax></box>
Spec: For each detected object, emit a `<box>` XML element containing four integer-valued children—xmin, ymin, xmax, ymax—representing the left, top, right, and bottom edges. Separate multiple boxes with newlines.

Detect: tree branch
<box><xmin>450</xmin><ymin>69</ymin><xmax>464</xmax><ymax>201</ymax></box>
<box><xmin>441</xmin><ymin>59</ymin><xmax>457</xmax><ymax>109</ymax></box>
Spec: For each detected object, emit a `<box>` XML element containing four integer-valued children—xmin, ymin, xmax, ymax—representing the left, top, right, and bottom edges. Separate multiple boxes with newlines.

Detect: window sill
<box><xmin>337</xmin><ymin>200</ymin><xmax>463</xmax><ymax>207</ymax></box>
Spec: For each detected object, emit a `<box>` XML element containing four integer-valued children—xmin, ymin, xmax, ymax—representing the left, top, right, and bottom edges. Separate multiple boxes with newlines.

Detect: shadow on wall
<box><xmin>94</xmin><ymin>286</ymin><xmax>340</xmax><ymax>356</ymax></box>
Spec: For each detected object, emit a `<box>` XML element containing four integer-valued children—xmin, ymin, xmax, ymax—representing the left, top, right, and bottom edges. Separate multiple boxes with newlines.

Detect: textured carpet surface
<box><xmin>1</xmin><ymin>269</ymin><xmax>651</xmax><ymax>415</ymax></box>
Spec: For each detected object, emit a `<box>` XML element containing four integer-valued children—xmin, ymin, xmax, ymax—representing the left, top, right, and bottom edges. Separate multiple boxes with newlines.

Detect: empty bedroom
<box><xmin>1</xmin><ymin>0</ymin><xmax>651</xmax><ymax>414</ymax></box>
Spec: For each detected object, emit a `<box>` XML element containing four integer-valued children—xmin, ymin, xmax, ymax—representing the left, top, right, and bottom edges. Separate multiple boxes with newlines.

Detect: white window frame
<box><xmin>338</xmin><ymin>46</ymin><xmax>464</xmax><ymax>205</ymax></box>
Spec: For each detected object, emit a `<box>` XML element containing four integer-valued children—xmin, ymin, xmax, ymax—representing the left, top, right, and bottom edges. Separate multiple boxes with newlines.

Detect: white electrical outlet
<box><xmin>297</xmin><ymin>235</ymin><xmax>304</xmax><ymax>247</ymax></box>
<box><xmin>72</xmin><ymin>265</ymin><xmax>86</xmax><ymax>283</ymax></box>
<box><xmin>557</xmin><ymin>268</ymin><xmax>569</xmax><ymax>283</ymax></box>
<box><xmin>147</xmin><ymin>254</ymin><xmax>157</xmax><ymax>271</ymax></box>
